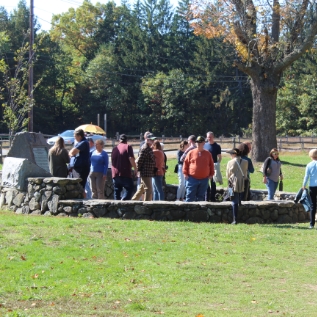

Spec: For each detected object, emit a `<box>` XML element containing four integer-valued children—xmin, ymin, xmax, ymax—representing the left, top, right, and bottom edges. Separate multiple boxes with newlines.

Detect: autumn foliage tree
<box><xmin>191</xmin><ymin>0</ymin><xmax>317</xmax><ymax>161</ymax></box>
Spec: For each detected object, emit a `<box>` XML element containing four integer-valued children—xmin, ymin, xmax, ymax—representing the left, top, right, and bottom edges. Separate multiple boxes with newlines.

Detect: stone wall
<box><xmin>0</xmin><ymin>177</ymin><xmax>83</xmax><ymax>215</ymax></box>
<box><xmin>57</xmin><ymin>200</ymin><xmax>308</xmax><ymax>224</ymax></box>
<box><xmin>0</xmin><ymin>177</ymin><xmax>310</xmax><ymax>224</ymax></box>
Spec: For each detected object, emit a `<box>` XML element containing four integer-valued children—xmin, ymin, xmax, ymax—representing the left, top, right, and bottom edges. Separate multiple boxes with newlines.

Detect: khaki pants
<box><xmin>89</xmin><ymin>172</ymin><xmax>105</xmax><ymax>199</ymax></box>
<box><xmin>132</xmin><ymin>177</ymin><xmax>152</xmax><ymax>201</ymax></box>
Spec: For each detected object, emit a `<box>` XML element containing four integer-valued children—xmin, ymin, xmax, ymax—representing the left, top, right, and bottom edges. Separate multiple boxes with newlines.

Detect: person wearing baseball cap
<box><xmin>183</xmin><ymin>135</ymin><xmax>214</xmax><ymax>202</ymax></box>
<box><xmin>132</xmin><ymin>132</ymin><xmax>156</xmax><ymax>201</ymax></box>
<box><xmin>111</xmin><ymin>134</ymin><xmax>137</xmax><ymax>200</ymax></box>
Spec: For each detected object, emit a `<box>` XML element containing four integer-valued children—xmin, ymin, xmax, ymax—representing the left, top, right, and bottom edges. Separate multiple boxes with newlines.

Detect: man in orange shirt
<box><xmin>183</xmin><ymin>135</ymin><xmax>214</xmax><ymax>202</ymax></box>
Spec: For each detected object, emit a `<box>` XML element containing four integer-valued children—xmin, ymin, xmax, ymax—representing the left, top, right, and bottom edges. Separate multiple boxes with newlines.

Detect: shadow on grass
<box><xmin>267</xmin><ymin>224</ymin><xmax>310</xmax><ymax>230</ymax></box>
<box><xmin>280</xmin><ymin>160</ymin><xmax>307</xmax><ymax>168</ymax></box>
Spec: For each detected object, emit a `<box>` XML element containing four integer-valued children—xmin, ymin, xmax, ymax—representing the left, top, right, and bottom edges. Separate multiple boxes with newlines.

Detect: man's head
<box><xmin>87</xmin><ymin>137</ymin><xmax>95</xmax><ymax>148</ymax></box>
<box><xmin>187</xmin><ymin>135</ymin><xmax>196</xmax><ymax>145</ymax></box>
<box><xmin>144</xmin><ymin>131</ymin><xmax>151</xmax><ymax>140</ymax></box>
<box><xmin>74</xmin><ymin>129</ymin><xmax>85</xmax><ymax>142</ymax></box>
<box><xmin>195</xmin><ymin>135</ymin><xmax>205</xmax><ymax>149</ymax></box>
<box><xmin>206</xmin><ymin>131</ymin><xmax>214</xmax><ymax>144</ymax></box>
<box><xmin>119</xmin><ymin>134</ymin><xmax>128</xmax><ymax>144</ymax></box>
<box><xmin>146</xmin><ymin>133</ymin><xmax>157</xmax><ymax>145</ymax></box>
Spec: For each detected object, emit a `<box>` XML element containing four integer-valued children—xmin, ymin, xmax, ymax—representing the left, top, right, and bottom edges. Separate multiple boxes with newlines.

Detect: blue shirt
<box><xmin>204</xmin><ymin>142</ymin><xmax>221</xmax><ymax>163</ymax></box>
<box><xmin>303</xmin><ymin>160</ymin><xmax>317</xmax><ymax>187</ymax></box>
<box><xmin>90</xmin><ymin>150</ymin><xmax>109</xmax><ymax>175</ymax></box>
<box><xmin>74</xmin><ymin>138</ymin><xmax>90</xmax><ymax>168</ymax></box>
<box><xmin>241</xmin><ymin>155</ymin><xmax>254</xmax><ymax>175</ymax></box>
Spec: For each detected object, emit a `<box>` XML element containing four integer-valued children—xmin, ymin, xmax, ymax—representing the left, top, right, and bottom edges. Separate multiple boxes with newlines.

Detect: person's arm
<box><xmin>209</xmin><ymin>155</ymin><xmax>215</xmax><ymax>178</ymax></box>
<box><xmin>62</xmin><ymin>149</ymin><xmax>70</xmax><ymax>164</ymax></box>
<box><xmin>69</xmin><ymin>147</ymin><xmax>79</xmax><ymax>157</ymax></box>
<box><xmin>136</xmin><ymin>148</ymin><xmax>145</xmax><ymax>171</ymax></box>
<box><xmin>217</xmin><ymin>154</ymin><xmax>222</xmax><ymax>164</ymax></box>
<box><xmin>302</xmin><ymin>165</ymin><xmax>309</xmax><ymax>189</ymax></box>
<box><xmin>127</xmin><ymin>145</ymin><xmax>137</xmax><ymax>171</ymax></box>
<box><xmin>248</xmin><ymin>158</ymin><xmax>254</xmax><ymax>173</ymax></box>
<box><xmin>69</xmin><ymin>140</ymin><xmax>85</xmax><ymax>157</ymax></box>
<box><xmin>102</xmin><ymin>151</ymin><xmax>109</xmax><ymax>178</ymax></box>
<box><xmin>262</xmin><ymin>157</ymin><xmax>270</xmax><ymax>175</ymax></box>
<box><xmin>129</xmin><ymin>157</ymin><xmax>137</xmax><ymax>171</ymax></box>
<box><xmin>183</xmin><ymin>154</ymin><xmax>190</xmax><ymax>179</ymax></box>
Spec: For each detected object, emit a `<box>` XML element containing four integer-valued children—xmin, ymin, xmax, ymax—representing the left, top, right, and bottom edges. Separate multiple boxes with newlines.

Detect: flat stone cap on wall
<box><xmin>56</xmin><ymin>199</ymin><xmax>309</xmax><ymax>224</ymax></box>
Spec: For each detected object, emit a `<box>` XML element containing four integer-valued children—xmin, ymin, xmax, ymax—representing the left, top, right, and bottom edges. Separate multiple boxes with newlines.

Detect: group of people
<box><xmin>175</xmin><ymin>133</ymin><xmax>284</xmax><ymax>224</ymax></box>
<box><xmin>47</xmin><ymin>129</ymin><xmax>317</xmax><ymax>229</ymax></box>
<box><xmin>48</xmin><ymin>129</ymin><xmax>288</xmax><ymax>225</ymax></box>
<box><xmin>48</xmin><ymin>129</ymin><xmax>108</xmax><ymax>199</ymax></box>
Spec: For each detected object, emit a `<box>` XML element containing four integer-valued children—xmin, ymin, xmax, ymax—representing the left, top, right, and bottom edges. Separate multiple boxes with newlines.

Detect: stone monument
<box><xmin>6</xmin><ymin>132</ymin><xmax>51</xmax><ymax>172</ymax></box>
<box><xmin>2</xmin><ymin>132</ymin><xmax>52</xmax><ymax>190</ymax></box>
<box><xmin>2</xmin><ymin>158</ymin><xmax>51</xmax><ymax>190</ymax></box>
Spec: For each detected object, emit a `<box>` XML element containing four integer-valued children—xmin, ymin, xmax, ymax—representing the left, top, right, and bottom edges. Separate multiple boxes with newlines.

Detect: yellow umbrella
<box><xmin>76</xmin><ymin>124</ymin><xmax>106</xmax><ymax>135</ymax></box>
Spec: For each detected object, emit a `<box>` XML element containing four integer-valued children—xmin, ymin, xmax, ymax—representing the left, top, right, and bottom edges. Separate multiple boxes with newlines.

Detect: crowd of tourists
<box><xmin>48</xmin><ymin>129</ymin><xmax>108</xmax><ymax>199</ymax></box>
<box><xmin>47</xmin><ymin>129</ymin><xmax>317</xmax><ymax>227</ymax></box>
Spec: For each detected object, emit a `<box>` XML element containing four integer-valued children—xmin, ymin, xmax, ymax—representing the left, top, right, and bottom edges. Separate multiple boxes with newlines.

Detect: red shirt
<box><xmin>153</xmin><ymin>150</ymin><xmax>165</xmax><ymax>176</ymax></box>
<box><xmin>183</xmin><ymin>149</ymin><xmax>214</xmax><ymax>179</ymax></box>
<box><xmin>111</xmin><ymin>143</ymin><xmax>135</xmax><ymax>178</ymax></box>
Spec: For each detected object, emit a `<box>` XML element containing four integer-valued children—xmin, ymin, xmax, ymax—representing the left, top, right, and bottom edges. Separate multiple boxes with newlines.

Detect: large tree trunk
<box><xmin>251</xmin><ymin>75</ymin><xmax>279</xmax><ymax>162</ymax></box>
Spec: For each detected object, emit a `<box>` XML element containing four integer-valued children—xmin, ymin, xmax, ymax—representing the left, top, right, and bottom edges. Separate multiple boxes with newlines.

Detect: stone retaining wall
<box><xmin>57</xmin><ymin>200</ymin><xmax>308</xmax><ymax>224</ymax></box>
<box><xmin>0</xmin><ymin>177</ymin><xmax>83</xmax><ymax>215</ymax></box>
<box><xmin>0</xmin><ymin>177</ymin><xmax>310</xmax><ymax>224</ymax></box>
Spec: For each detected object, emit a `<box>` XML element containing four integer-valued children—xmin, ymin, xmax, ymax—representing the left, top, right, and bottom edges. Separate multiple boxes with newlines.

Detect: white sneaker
<box><xmin>175</xmin><ymin>199</ymin><xmax>180</xmax><ymax>201</ymax></box>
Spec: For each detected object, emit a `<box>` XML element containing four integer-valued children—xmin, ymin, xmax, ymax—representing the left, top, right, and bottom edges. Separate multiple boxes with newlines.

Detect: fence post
<box><xmin>140</xmin><ymin>133</ymin><xmax>143</xmax><ymax>141</ymax></box>
<box><xmin>278</xmin><ymin>139</ymin><xmax>282</xmax><ymax>152</ymax></box>
<box><xmin>238</xmin><ymin>135</ymin><xmax>240</xmax><ymax>143</ymax></box>
<box><xmin>162</xmin><ymin>135</ymin><xmax>165</xmax><ymax>142</ymax></box>
<box><xmin>180</xmin><ymin>135</ymin><xmax>182</xmax><ymax>141</ymax></box>
<box><xmin>232</xmin><ymin>137</ymin><xmax>236</xmax><ymax>149</ymax></box>
<box><xmin>112</xmin><ymin>139</ymin><xmax>115</xmax><ymax>148</ymax></box>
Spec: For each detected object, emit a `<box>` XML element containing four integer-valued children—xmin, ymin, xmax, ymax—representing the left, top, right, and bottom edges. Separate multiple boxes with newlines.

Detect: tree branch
<box><xmin>274</xmin><ymin>20</ymin><xmax>317</xmax><ymax>74</ymax></box>
<box><xmin>271</xmin><ymin>0</ymin><xmax>280</xmax><ymax>42</ymax></box>
<box><xmin>290</xmin><ymin>0</ymin><xmax>309</xmax><ymax>44</ymax></box>
<box><xmin>234</xmin><ymin>60</ymin><xmax>256</xmax><ymax>77</ymax></box>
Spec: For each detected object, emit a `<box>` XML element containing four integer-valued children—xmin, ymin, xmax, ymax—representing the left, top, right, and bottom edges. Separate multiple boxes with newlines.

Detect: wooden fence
<box><xmin>107</xmin><ymin>134</ymin><xmax>317</xmax><ymax>152</ymax></box>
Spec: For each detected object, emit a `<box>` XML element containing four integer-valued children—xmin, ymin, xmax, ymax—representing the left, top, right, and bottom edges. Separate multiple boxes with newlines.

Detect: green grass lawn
<box><xmin>165</xmin><ymin>151</ymin><xmax>311</xmax><ymax>193</ymax></box>
<box><xmin>0</xmin><ymin>211</ymin><xmax>316</xmax><ymax>316</ymax></box>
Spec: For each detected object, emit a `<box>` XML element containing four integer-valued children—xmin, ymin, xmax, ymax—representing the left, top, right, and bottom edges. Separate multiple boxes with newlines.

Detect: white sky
<box><xmin>0</xmin><ymin>0</ymin><xmax>178</xmax><ymax>31</ymax></box>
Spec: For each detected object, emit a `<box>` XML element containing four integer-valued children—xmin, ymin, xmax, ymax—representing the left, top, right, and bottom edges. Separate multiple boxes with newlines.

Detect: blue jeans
<box><xmin>177</xmin><ymin>164</ymin><xmax>186</xmax><ymax>200</ymax></box>
<box><xmin>266</xmin><ymin>178</ymin><xmax>278</xmax><ymax>200</ymax></box>
<box><xmin>85</xmin><ymin>179</ymin><xmax>92</xmax><ymax>199</ymax></box>
<box><xmin>152</xmin><ymin>175</ymin><xmax>165</xmax><ymax>201</ymax></box>
<box><xmin>231</xmin><ymin>192</ymin><xmax>243</xmax><ymax>222</ymax></box>
<box><xmin>185</xmin><ymin>176</ymin><xmax>209</xmax><ymax>202</ymax></box>
<box><xmin>113</xmin><ymin>177</ymin><xmax>134</xmax><ymax>200</ymax></box>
